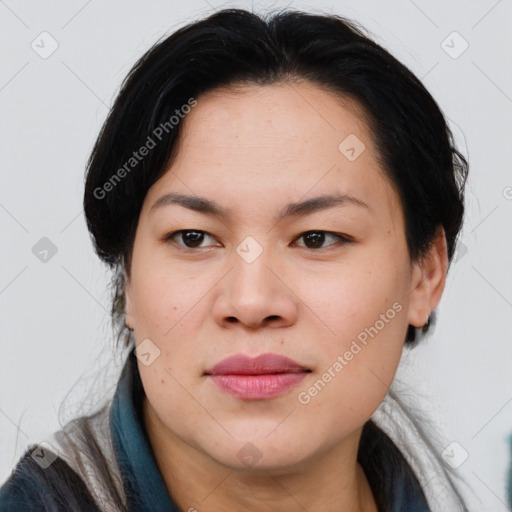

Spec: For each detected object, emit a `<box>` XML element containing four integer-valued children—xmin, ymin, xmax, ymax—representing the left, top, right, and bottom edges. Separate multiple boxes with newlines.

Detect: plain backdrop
<box><xmin>1</xmin><ymin>0</ymin><xmax>511</xmax><ymax>510</ymax></box>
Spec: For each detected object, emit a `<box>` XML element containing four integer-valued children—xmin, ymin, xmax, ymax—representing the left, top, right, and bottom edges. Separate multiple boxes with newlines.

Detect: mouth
<box><xmin>204</xmin><ymin>353</ymin><xmax>311</xmax><ymax>400</ymax></box>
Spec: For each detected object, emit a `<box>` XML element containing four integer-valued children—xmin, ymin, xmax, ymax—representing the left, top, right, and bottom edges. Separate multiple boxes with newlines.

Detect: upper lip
<box><xmin>205</xmin><ymin>353</ymin><xmax>310</xmax><ymax>376</ymax></box>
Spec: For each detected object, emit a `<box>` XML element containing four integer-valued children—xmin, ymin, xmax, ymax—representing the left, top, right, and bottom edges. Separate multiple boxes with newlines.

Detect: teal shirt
<box><xmin>0</xmin><ymin>350</ymin><xmax>431</xmax><ymax>511</ymax></box>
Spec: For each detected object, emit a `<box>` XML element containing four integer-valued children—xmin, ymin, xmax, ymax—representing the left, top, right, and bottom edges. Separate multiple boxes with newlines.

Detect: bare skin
<box><xmin>124</xmin><ymin>80</ymin><xmax>448</xmax><ymax>511</ymax></box>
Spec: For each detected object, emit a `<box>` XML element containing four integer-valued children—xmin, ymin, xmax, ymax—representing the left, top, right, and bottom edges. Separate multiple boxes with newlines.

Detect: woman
<box><xmin>0</xmin><ymin>7</ymin><xmax>470</xmax><ymax>511</ymax></box>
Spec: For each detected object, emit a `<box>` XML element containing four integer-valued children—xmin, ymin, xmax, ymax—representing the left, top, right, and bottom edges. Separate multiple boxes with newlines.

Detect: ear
<box><xmin>124</xmin><ymin>266</ymin><xmax>135</xmax><ymax>331</ymax></box>
<box><xmin>407</xmin><ymin>225</ymin><xmax>448</xmax><ymax>328</ymax></box>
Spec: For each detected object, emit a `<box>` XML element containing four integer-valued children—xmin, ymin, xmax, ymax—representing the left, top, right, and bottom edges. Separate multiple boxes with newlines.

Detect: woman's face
<box><xmin>125</xmin><ymin>81</ymin><xmax>443</xmax><ymax>473</ymax></box>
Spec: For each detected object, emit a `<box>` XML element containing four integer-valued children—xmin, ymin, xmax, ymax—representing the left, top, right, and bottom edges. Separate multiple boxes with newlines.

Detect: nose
<box><xmin>212</xmin><ymin>247</ymin><xmax>299</xmax><ymax>330</ymax></box>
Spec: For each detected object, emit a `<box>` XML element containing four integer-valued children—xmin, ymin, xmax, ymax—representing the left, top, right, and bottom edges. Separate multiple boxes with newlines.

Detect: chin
<box><xmin>217</xmin><ymin>449</ymin><xmax>312</xmax><ymax>475</ymax></box>
<box><xmin>202</xmin><ymin>429</ymin><xmax>318</xmax><ymax>474</ymax></box>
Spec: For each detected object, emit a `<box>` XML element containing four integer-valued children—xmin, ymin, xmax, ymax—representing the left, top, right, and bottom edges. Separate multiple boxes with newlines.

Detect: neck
<box><xmin>143</xmin><ymin>397</ymin><xmax>377</xmax><ymax>512</ymax></box>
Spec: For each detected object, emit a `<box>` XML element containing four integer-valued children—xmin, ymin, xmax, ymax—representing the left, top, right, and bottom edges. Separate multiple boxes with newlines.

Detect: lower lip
<box><xmin>208</xmin><ymin>373</ymin><xmax>308</xmax><ymax>400</ymax></box>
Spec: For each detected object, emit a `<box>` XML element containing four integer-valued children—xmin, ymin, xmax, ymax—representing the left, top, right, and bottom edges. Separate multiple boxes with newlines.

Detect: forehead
<box><xmin>143</xmin><ymin>81</ymin><xmax>401</xmax><ymax>224</ymax></box>
<box><xmin>180</xmin><ymin>81</ymin><xmax>372</xmax><ymax>151</ymax></box>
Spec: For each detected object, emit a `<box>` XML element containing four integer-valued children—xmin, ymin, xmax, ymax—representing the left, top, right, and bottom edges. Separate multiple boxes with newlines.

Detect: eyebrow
<box><xmin>150</xmin><ymin>192</ymin><xmax>370</xmax><ymax>221</ymax></box>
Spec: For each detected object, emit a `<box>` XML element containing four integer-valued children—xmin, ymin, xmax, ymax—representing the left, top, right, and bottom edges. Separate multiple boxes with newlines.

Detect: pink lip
<box><xmin>205</xmin><ymin>353</ymin><xmax>310</xmax><ymax>400</ymax></box>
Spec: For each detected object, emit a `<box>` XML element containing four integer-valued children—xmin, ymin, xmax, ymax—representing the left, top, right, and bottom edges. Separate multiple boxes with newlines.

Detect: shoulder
<box><xmin>0</xmin><ymin>445</ymin><xmax>100</xmax><ymax>512</ymax></box>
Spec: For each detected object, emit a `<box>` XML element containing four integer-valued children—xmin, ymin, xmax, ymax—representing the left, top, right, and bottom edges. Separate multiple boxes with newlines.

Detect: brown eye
<box><xmin>295</xmin><ymin>231</ymin><xmax>352</xmax><ymax>249</ymax></box>
<box><xmin>165</xmin><ymin>230</ymin><xmax>218</xmax><ymax>249</ymax></box>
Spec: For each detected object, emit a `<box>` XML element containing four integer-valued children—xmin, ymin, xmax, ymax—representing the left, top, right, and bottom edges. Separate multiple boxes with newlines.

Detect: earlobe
<box><xmin>406</xmin><ymin>226</ymin><xmax>448</xmax><ymax>329</ymax></box>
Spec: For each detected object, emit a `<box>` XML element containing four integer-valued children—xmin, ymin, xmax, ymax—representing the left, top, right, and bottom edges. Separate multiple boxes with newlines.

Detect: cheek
<box><xmin>138</xmin><ymin>358</ymin><xmax>208</xmax><ymax>447</ymax></box>
<box><xmin>292</xmin><ymin>254</ymin><xmax>408</xmax><ymax>343</ymax></box>
<box><xmin>292</xmin><ymin>258</ymin><xmax>407</xmax><ymax>421</ymax></box>
<box><xmin>128</xmin><ymin>257</ymin><xmax>218</xmax><ymax>394</ymax></box>
<box><xmin>297</xmin><ymin>324</ymin><xmax>405</xmax><ymax>438</ymax></box>
<box><xmin>129</xmin><ymin>256</ymin><xmax>214</xmax><ymax>337</ymax></box>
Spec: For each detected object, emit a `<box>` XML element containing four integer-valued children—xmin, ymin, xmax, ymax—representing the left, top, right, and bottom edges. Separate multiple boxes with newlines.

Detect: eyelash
<box><xmin>163</xmin><ymin>229</ymin><xmax>354</xmax><ymax>251</ymax></box>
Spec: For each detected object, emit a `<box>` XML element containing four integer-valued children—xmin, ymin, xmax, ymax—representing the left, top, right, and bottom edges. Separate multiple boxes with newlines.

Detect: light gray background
<box><xmin>1</xmin><ymin>0</ymin><xmax>511</xmax><ymax>510</ymax></box>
